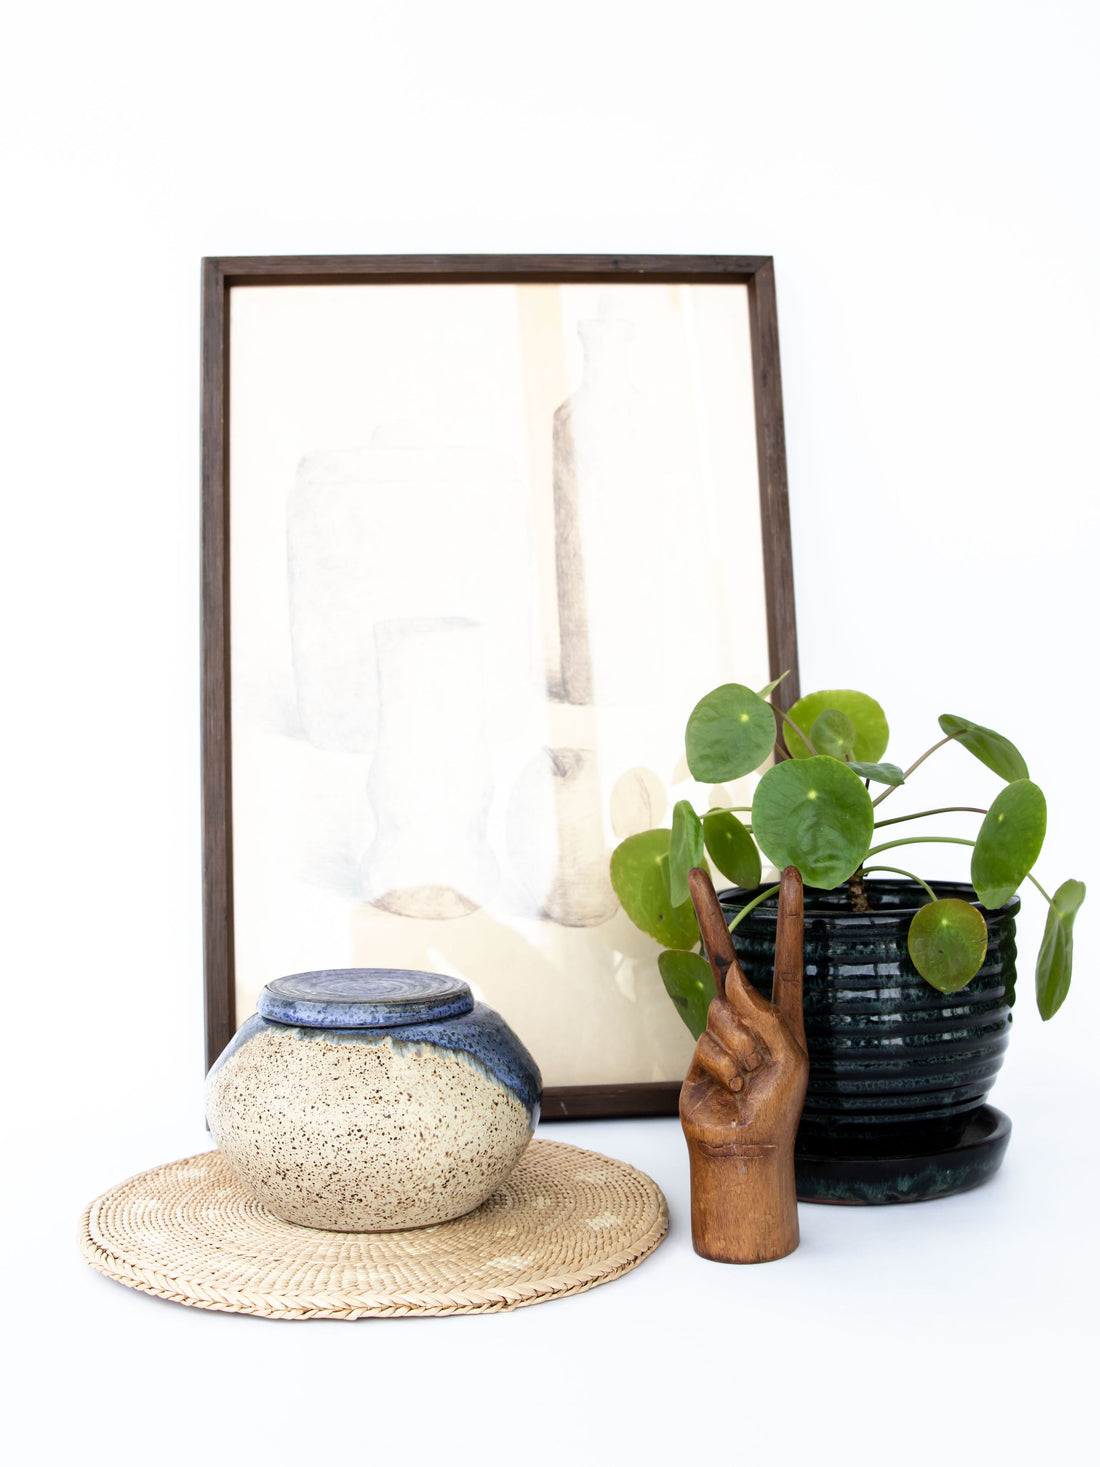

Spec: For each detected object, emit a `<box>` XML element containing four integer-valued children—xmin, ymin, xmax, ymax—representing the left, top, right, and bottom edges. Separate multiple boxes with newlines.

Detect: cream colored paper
<box><xmin>229</xmin><ymin>282</ymin><xmax>768</xmax><ymax>1087</ymax></box>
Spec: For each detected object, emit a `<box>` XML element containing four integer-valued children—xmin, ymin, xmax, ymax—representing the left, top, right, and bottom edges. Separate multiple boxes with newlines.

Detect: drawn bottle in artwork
<box><xmin>505</xmin><ymin>315</ymin><xmax>655</xmax><ymax>929</ymax></box>
<box><xmin>551</xmin><ymin>315</ymin><xmax>659</xmax><ymax>708</ymax></box>
<box><xmin>506</xmin><ymin>746</ymin><xmax>618</xmax><ymax>927</ymax></box>
<box><xmin>361</xmin><ymin>617</ymin><xmax>499</xmax><ymax>920</ymax></box>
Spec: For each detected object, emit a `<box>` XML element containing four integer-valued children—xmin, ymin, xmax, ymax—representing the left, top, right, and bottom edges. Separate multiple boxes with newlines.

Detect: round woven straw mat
<box><xmin>80</xmin><ymin>1138</ymin><xmax>668</xmax><ymax>1319</ymax></box>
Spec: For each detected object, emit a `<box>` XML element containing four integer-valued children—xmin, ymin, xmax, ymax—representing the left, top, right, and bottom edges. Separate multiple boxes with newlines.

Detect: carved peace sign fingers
<box><xmin>688</xmin><ymin>865</ymin><xmax>771</xmax><ymax>1021</ymax></box>
<box><xmin>688</xmin><ymin>866</ymin><xmax>740</xmax><ymax>990</ymax></box>
<box><xmin>772</xmin><ymin>865</ymin><xmax>806</xmax><ymax>1050</ymax></box>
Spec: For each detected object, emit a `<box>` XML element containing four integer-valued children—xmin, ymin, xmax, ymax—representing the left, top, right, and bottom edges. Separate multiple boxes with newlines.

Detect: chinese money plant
<box><xmin>610</xmin><ymin>681</ymin><xmax>1085</xmax><ymax>1038</ymax></box>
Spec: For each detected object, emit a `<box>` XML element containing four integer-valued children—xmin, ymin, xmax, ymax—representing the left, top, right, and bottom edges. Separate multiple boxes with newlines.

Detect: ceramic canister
<box><xmin>205</xmin><ymin>969</ymin><xmax>542</xmax><ymax>1231</ymax></box>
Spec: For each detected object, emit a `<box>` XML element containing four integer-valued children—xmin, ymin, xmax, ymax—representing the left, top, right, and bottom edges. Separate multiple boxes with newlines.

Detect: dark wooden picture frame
<box><xmin>202</xmin><ymin>254</ymin><xmax>799</xmax><ymax>1119</ymax></box>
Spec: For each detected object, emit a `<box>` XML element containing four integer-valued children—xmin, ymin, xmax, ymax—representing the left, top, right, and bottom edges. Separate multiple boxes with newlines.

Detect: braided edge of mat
<box><xmin>78</xmin><ymin>1157</ymin><xmax>669</xmax><ymax>1320</ymax></box>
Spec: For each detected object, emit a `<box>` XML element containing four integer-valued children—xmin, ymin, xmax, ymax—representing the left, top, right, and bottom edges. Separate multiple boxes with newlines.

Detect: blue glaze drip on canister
<box><xmin>211</xmin><ymin>976</ymin><xmax>541</xmax><ymax>1121</ymax></box>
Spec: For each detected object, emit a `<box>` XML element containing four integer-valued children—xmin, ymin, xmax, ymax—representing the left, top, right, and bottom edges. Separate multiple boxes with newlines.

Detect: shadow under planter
<box><xmin>718</xmin><ymin>880</ymin><xmax>1017</xmax><ymax>1205</ymax></box>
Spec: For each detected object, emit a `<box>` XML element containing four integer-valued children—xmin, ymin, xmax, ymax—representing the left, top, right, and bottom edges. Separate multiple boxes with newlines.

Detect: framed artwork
<box><xmin>202</xmin><ymin>255</ymin><xmax>799</xmax><ymax>1118</ymax></box>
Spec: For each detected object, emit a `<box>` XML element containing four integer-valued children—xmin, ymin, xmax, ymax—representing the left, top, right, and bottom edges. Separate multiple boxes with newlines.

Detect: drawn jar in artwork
<box><xmin>361</xmin><ymin>616</ymin><xmax>499</xmax><ymax>919</ymax></box>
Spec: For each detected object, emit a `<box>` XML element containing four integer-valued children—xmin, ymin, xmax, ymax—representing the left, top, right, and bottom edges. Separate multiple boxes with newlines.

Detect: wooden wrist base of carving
<box><xmin>686</xmin><ymin>1141</ymin><xmax>800</xmax><ymax>1264</ymax></box>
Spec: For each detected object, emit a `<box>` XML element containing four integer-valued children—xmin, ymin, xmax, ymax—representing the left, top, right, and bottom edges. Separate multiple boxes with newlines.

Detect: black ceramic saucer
<box><xmin>794</xmin><ymin>1105</ymin><xmax>1011</xmax><ymax>1205</ymax></box>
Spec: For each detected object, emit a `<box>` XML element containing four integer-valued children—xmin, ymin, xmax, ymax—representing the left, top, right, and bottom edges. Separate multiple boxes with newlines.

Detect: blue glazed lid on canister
<box><xmin>256</xmin><ymin>968</ymin><xmax>475</xmax><ymax>1029</ymax></box>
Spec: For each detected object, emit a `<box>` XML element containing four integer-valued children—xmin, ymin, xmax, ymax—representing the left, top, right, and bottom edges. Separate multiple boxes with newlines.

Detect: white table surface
<box><xmin>15</xmin><ymin>1070</ymin><xmax>1097</xmax><ymax>1467</ymax></box>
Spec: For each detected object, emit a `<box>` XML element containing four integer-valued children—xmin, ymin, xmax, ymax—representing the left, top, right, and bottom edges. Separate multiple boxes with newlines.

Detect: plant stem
<box><xmin>866</xmin><ymin>835</ymin><xmax>976</xmax><ymax>857</ymax></box>
<box><xmin>874</xmin><ymin>806</ymin><xmax>986</xmax><ymax>828</ymax></box>
<box><xmin>847</xmin><ymin>866</ymin><xmax>871</xmax><ymax>912</ymax></box>
<box><xmin>861</xmin><ymin>865</ymin><xmax>938</xmax><ymax>902</ymax></box>
<box><xmin>725</xmin><ymin>884</ymin><xmax>782</xmax><ymax>936</ymax></box>
<box><xmin>778</xmin><ymin>711</ymin><xmax>817</xmax><ymax>757</ymax></box>
<box><xmin>871</xmin><ymin>733</ymin><xmax>960</xmax><ymax>807</ymax></box>
<box><xmin>1026</xmin><ymin>870</ymin><xmax>1053</xmax><ymax>904</ymax></box>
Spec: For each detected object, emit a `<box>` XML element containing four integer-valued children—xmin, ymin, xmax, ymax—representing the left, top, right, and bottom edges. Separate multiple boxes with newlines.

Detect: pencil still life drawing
<box><xmin>210</xmin><ymin>261</ymin><xmax>796</xmax><ymax>1109</ymax></box>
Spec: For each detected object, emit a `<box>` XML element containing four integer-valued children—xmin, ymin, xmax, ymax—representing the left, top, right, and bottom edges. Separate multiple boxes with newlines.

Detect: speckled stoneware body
<box><xmin>719</xmin><ymin>881</ymin><xmax>1017</xmax><ymax>1204</ymax></box>
<box><xmin>205</xmin><ymin>969</ymin><xmax>542</xmax><ymax>1231</ymax></box>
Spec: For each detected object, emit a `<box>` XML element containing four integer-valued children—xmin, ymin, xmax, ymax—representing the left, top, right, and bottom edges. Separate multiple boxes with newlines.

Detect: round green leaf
<box><xmin>610</xmin><ymin>830</ymin><xmax>700</xmax><ymax>949</ymax></box>
<box><xmin>971</xmin><ymin>779</ymin><xmax>1047</xmax><ymax>909</ymax></box>
<box><xmin>702</xmin><ymin>809</ymin><xmax>762</xmax><ymax>889</ymax></box>
<box><xmin>657</xmin><ymin>950</ymin><xmax>715</xmax><ymax>1040</ymax></box>
<box><xmin>908</xmin><ymin>899</ymin><xmax>988</xmax><ymax>992</ymax></box>
<box><xmin>938</xmin><ymin>714</ymin><xmax>1029</xmax><ymax>782</ymax></box>
<box><xmin>784</xmin><ymin>690</ymin><xmax>889</xmax><ymax>763</ymax></box>
<box><xmin>1035</xmin><ymin>878</ymin><xmax>1086</xmax><ymax>1020</ymax></box>
<box><xmin>685</xmin><ymin>684</ymin><xmax>777</xmax><ymax>783</ymax></box>
<box><xmin>669</xmin><ymin>800</ymin><xmax>705</xmax><ymax>908</ymax></box>
<box><xmin>751</xmin><ymin>756</ymin><xmax>875</xmax><ymax>889</ymax></box>
<box><xmin>810</xmin><ymin>708</ymin><xmax>857</xmax><ymax>760</ymax></box>
<box><xmin>847</xmin><ymin>760</ymin><xmax>905</xmax><ymax>786</ymax></box>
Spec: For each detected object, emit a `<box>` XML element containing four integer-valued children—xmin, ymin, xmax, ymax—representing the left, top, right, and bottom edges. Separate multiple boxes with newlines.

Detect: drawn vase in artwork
<box><xmin>361</xmin><ymin>616</ymin><xmax>499</xmax><ymax>919</ymax></box>
<box><xmin>287</xmin><ymin>428</ymin><xmax>532</xmax><ymax>753</ymax></box>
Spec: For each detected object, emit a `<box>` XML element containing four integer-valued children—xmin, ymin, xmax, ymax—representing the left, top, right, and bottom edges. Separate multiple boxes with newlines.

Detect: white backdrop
<box><xmin>3</xmin><ymin>3</ymin><xmax>1097</xmax><ymax>1464</ymax></box>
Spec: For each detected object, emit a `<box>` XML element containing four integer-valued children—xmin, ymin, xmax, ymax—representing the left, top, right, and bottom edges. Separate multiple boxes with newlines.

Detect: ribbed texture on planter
<box><xmin>718</xmin><ymin>880</ymin><xmax>1017</xmax><ymax>1152</ymax></box>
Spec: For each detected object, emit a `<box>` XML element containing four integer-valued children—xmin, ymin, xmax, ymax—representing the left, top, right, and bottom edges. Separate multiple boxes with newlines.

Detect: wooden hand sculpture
<box><xmin>680</xmin><ymin>865</ymin><xmax>808</xmax><ymax>1264</ymax></box>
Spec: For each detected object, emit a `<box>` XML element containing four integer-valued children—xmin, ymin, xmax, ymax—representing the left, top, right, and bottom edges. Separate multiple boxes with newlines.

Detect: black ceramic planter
<box><xmin>718</xmin><ymin>880</ymin><xmax>1017</xmax><ymax>1205</ymax></box>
